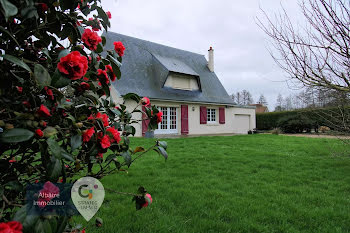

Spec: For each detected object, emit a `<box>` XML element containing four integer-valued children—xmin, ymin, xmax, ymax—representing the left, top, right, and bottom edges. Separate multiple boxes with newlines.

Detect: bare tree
<box><xmin>241</xmin><ymin>90</ymin><xmax>254</xmax><ymax>105</ymax></box>
<box><xmin>258</xmin><ymin>94</ymin><xmax>268</xmax><ymax>106</ymax></box>
<box><xmin>258</xmin><ymin>0</ymin><xmax>350</xmax><ymax>92</ymax></box>
<box><xmin>275</xmin><ymin>94</ymin><xmax>284</xmax><ymax>111</ymax></box>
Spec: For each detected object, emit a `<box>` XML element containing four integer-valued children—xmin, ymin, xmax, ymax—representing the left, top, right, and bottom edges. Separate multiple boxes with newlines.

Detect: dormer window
<box><xmin>164</xmin><ymin>73</ymin><xmax>200</xmax><ymax>91</ymax></box>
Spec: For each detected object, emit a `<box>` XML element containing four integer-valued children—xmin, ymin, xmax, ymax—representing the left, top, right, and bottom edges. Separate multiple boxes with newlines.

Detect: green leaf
<box><xmin>107</xmin><ymin>54</ymin><xmax>122</xmax><ymax>79</ymax></box>
<box><xmin>48</xmin><ymin>156</ymin><xmax>61</xmax><ymax>181</ymax></box>
<box><xmin>51</xmin><ymin>70</ymin><xmax>71</xmax><ymax>88</ymax></box>
<box><xmin>57</xmin><ymin>49</ymin><xmax>70</xmax><ymax>60</ymax></box>
<box><xmin>0</xmin><ymin>0</ymin><xmax>18</xmax><ymax>21</ymax></box>
<box><xmin>35</xmin><ymin>219</ymin><xmax>52</xmax><ymax>233</ymax></box>
<box><xmin>47</xmin><ymin>137</ymin><xmax>61</xmax><ymax>158</ymax></box>
<box><xmin>61</xmin><ymin>149</ymin><xmax>74</xmax><ymax>162</ymax></box>
<box><xmin>123</xmin><ymin>93</ymin><xmax>141</xmax><ymax>103</ymax></box>
<box><xmin>3</xmin><ymin>54</ymin><xmax>32</xmax><ymax>72</ymax></box>
<box><xmin>0</xmin><ymin>128</ymin><xmax>34</xmax><ymax>143</ymax></box>
<box><xmin>43</xmin><ymin>126</ymin><xmax>58</xmax><ymax>138</ymax></box>
<box><xmin>96</xmin><ymin>6</ymin><xmax>110</xmax><ymax>30</ymax></box>
<box><xmin>101</xmin><ymin>36</ymin><xmax>106</xmax><ymax>46</ymax></box>
<box><xmin>157</xmin><ymin>146</ymin><xmax>168</xmax><ymax>160</ymax></box>
<box><xmin>158</xmin><ymin>141</ymin><xmax>167</xmax><ymax>150</ymax></box>
<box><xmin>70</xmin><ymin>134</ymin><xmax>82</xmax><ymax>152</ymax></box>
<box><xmin>13</xmin><ymin>205</ymin><xmax>27</xmax><ymax>222</ymax></box>
<box><xmin>42</xmin><ymin>48</ymin><xmax>51</xmax><ymax>61</ymax></box>
<box><xmin>0</xmin><ymin>26</ymin><xmax>19</xmax><ymax>46</ymax></box>
<box><xmin>5</xmin><ymin>181</ymin><xmax>23</xmax><ymax>191</ymax></box>
<box><xmin>121</xmin><ymin>151</ymin><xmax>132</xmax><ymax>167</ymax></box>
<box><xmin>34</xmin><ymin>64</ymin><xmax>51</xmax><ymax>89</ymax></box>
<box><xmin>105</xmin><ymin>154</ymin><xmax>116</xmax><ymax>163</ymax></box>
<box><xmin>96</xmin><ymin>43</ymin><xmax>103</xmax><ymax>53</ymax></box>
<box><xmin>21</xmin><ymin>6</ymin><xmax>38</xmax><ymax>20</ymax></box>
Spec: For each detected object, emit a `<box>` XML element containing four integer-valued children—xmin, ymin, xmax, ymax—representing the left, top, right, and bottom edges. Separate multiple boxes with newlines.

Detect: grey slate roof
<box><xmin>104</xmin><ymin>32</ymin><xmax>235</xmax><ymax>105</ymax></box>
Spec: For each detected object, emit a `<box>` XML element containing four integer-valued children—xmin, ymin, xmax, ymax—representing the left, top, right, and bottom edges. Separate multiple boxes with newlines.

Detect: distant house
<box><xmin>105</xmin><ymin>32</ymin><xmax>256</xmax><ymax>136</ymax></box>
<box><xmin>249</xmin><ymin>104</ymin><xmax>269</xmax><ymax>113</ymax></box>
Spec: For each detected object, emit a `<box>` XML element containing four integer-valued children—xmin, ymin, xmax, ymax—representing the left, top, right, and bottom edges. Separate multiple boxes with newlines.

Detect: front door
<box><xmin>155</xmin><ymin>107</ymin><xmax>178</xmax><ymax>134</ymax></box>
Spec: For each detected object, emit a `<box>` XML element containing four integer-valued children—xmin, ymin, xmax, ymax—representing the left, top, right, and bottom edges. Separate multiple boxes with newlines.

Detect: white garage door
<box><xmin>234</xmin><ymin>114</ymin><xmax>250</xmax><ymax>134</ymax></box>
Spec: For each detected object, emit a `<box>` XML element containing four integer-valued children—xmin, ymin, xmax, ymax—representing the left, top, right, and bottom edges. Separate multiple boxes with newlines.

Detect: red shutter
<box><xmin>200</xmin><ymin>106</ymin><xmax>207</xmax><ymax>124</ymax></box>
<box><xmin>219</xmin><ymin>107</ymin><xmax>225</xmax><ymax>124</ymax></box>
<box><xmin>142</xmin><ymin>106</ymin><xmax>150</xmax><ymax>136</ymax></box>
<box><xmin>181</xmin><ymin>105</ymin><xmax>189</xmax><ymax>135</ymax></box>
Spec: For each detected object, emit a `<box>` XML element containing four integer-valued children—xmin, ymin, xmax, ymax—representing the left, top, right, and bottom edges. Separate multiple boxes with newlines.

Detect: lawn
<box><xmin>74</xmin><ymin>135</ymin><xmax>350</xmax><ymax>233</ymax></box>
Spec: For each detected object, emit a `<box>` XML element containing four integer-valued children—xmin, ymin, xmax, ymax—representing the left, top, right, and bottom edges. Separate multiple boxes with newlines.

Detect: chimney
<box><xmin>208</xmin><ymin>46</ymin><xmax>214</xmax><ymax>72</ymax></box>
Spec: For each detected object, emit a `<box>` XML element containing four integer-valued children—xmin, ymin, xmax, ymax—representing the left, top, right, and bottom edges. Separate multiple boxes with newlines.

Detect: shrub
<box><xmin>0</xmin><ymin>0</ymin><xmax>167</xmax><ymax>231</ymax></box>
<box><xmin>277</xmin><ymin>114</ymin><xmax>316</xmax><ymax>133</ymax></box>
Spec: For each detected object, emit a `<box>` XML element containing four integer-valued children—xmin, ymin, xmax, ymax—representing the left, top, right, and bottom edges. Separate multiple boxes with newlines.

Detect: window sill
<box><xmin>206</xmin><ymin>122</ymin><xmax>219</xmax><ymax>126</ymax></box>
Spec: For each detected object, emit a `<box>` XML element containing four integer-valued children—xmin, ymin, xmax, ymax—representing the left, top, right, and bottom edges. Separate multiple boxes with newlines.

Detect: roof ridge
<box><xmin>105</xmin><ymin>31</ymin><xmax>206</xmax><ymax>57</ymax></box>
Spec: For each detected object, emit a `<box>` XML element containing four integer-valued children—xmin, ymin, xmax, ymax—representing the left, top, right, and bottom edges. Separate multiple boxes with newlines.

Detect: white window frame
<box><xmin>155</xmin><ymin>107</ymin><xmax>178</xmax><ymax>134</ymax></box>
<box><xmin>207</xmin><ymin>108</ymin><xmax>216</xmax><ymax>123</ymax></box>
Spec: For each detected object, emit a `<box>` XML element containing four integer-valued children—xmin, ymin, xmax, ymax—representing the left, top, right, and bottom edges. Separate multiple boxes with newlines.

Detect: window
<box><xmin>164</xmin><ymin>73</ymin><xmax>200</xmax><ymax>91</ymax></box>
<box><xmin>156</xmin><ymin>107</ymin><xmax>177</xmax><ymax>134</ymax></box>
<box><xmin>207</xmin><ymin>108</ymin><xmax>216</xmax><ymax>123</ymax></box>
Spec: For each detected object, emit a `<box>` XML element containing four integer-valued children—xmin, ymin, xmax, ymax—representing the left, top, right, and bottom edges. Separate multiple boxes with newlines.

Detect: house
<box><xmin>104</xmin><ymin>32</ymin><xmax>256</xmax><ymax>136</ymax></box>
<box><xmin>249</xmin><ymin>103</ymin><xmax>269</xmax><ymax>113</ymax></box>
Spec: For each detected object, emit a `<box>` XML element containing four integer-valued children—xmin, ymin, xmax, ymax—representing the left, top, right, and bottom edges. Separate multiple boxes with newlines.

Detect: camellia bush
<box><xmin>0</xmin><ymin>0</ymin><xmax>167</xmax><ymax>232</ymax></box>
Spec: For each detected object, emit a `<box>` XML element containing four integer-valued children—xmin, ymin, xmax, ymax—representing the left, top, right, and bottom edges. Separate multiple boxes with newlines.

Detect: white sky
<box><xmin>101</xmin><ymin>0</ymin><xmax>303</xmax><ymax>109</ymax></box>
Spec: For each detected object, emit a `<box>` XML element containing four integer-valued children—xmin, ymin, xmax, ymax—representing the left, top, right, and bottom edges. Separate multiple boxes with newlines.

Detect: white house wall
<box><xmin>151</xmin><ymin>100</ymin><xmax>256</xmax><ymax>136</ymax></box>
<box><xmin>110</xmin><ymin>88</ymin><xmax>256</xmax><ymax>137</ymax></box>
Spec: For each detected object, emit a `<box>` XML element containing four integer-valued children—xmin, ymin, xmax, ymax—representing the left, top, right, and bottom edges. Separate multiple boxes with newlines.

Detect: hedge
<box><xmin>256</xmin><ymin>107</ymin><xmax>350</xmax><ymax>131</ymax></box>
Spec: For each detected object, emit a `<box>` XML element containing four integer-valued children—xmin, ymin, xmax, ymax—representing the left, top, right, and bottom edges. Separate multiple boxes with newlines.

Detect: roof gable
<box><xmin>103</xmin><ymin>32</ymin><xmax>234</xmax><ymax>105</ymax></box>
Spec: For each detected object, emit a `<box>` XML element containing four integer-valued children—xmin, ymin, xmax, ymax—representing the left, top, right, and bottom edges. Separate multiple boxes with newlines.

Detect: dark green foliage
<box><xmin>277</xmin><ymin>114</ymin><xmax>316</xmax><ymax>133</ymax></box>
<box><xmin>257</xmin><ymin>107</ymin><xmax>350</xmax><ymax>132</ymax></box>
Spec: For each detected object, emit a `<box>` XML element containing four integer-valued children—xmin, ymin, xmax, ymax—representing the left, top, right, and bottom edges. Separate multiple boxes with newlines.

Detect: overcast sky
<box><xmin>101</xmin><ymin>0</ymin><xmax>303</xmax><ymax>109</ymax></box>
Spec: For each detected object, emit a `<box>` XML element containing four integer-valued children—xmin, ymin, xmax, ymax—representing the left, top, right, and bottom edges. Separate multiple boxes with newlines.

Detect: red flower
<box><xmin>113</xmin><ymin>41</ymin><xmax>125</xmax><ymax>57</ymax></box>
<box><xmin>81</xmin><ymin>29</ymin><xmax>102</xmax><ymax>51</ymax></box>
<box><xmin>97</xmin><ymin>152</ymin><xmax>103</xmax><ymax>158</ymax></box>
<box><xmin>44</xmin><ymin>87</ymin><xmax>54</xmax><ymax>100</ymax></box>
<box><xmin>106</xmin><ymin>11</ymin><xmax>112</xmax><ymax>19</ymax></box>
<box><xmin>100</xmin><ymin>135</ymin><xmax>111</xmax><ymax>149</ymax></box>
<box><xmin>81</xmin><ymin>228</ymin><xmax>86</xmax><ymax>233</ymax></box>
<box><xmin>57</xmin><ymin>51</ymin><xmax>88</xmax><ymax>80</ymax></box>
<box><xmin>37</xmin><ymin>104</ymin><xmax>51</xmax><ymax>117</ymax></box>
<box><xmin>156</xmin><ymin>111</ymin><xmax>163</xmax><ymax>124</ymax></box>
<box><xmin>83</xmin><ymin>76</ymin><xmax>89</xmax><ymax>81</ymax></box>
<box><xmin>105</xmin><ymin>65</ymin><xmax>116</xmax><ymax>81</ymax></box>
<box><xmin>80</xmin><ymin>82</ymin><xmax>90</xmax><ymax>90</ymax></box>
<box><xmin>141</xmin><ymin>97</ymin><xmax>151</xmax><ymax>107</ymax></box>
<box><xmin>142</xmin><ymin>193</ymin><xmax>152</xmax><ymax>208</ymax></box>
<box><xmin>22</xmin><ymin>101</ymin><xmax>31</xmax><ymax>108</ymax></box>
<box><xmin>35</xmin><ymin>129</ymin><xmax>44</xmax><ymax>137</ymax></box>
<box><xmin>97</xmin><ymin>69</ymin><xmax>109</xmax><ymax>85</ymax></box>
<box><xmin>106</xmin><ymin>127</ymin><xmax>121</xmax><ymax>144</ymax></box>
<box><xmin>38</xmin><ymin>3</ymin><xmax>48</xmax><ymax>12</ymax></box>
<box><xmin>16</xmin><ymin>86</ymin><xmax>23</xmax><ymax>93</ymax></box>
<box><xmin>83</xmin><ymin>127</ymin><xmax>95</xmax><ymax>142</ymax></box>
<box><xmin>0</xmin><ymin>221</ymin><xmax>23</xmax><ymax>233</ymax></box>
<box><xmin>88</xmin><ymin>112</ymin><xmax>109</xmax><ymax>127</ymax></box>
<box><xmin>96</xmin><ymin>112</ymin><xmax>109</xmax><ymax>127</ymax></box>
<box><xmin>9</xmin><ymin>159</ymin><xmax>16</xmax><ymax>163</ymax></box>
<box><xmin>96</xmin><ymin>55</ymin><xmax>101</xmax><ymax>61</ymax></box>
<box><xmin>40</xmin><ymin>121</ymin><xmax>47</xmax><ymax>127</ymax></box>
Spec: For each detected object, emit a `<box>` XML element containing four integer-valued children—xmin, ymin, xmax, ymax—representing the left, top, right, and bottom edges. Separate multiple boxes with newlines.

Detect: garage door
<box><xmin>234</xmin><ymin>114</ymin><xmax>250</xmax><ymax>134</ymax></box>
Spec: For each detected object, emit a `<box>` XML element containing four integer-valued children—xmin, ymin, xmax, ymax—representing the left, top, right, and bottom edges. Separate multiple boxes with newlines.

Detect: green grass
<box><xmin>74</xmin><ymin>135</ymin><xmax>350</xmax><ymax>233</ymax></box>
